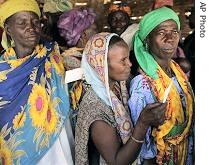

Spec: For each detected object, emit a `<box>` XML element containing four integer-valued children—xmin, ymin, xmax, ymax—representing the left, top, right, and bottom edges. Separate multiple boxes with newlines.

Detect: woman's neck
<box><xmin>109</xmin><ymin>79</ymin><xmax>116</xmax><ymax>91</ymax></box>
<box><xmin>155</xmin><ymin>57</ymin><xmax>173</xmax><ymax>77</ymax></box>
<box><xmin>109</xmin><ymin>79</ymin><xmax>122</xmax><ymax>101</ymax></box>
<box><xmin>14</xmin><ymin>45</ymin><xmax>34</xmax><ymax>59</ymax></box>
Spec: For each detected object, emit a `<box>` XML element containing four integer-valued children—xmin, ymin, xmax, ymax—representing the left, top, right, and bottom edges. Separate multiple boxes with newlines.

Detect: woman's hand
<box><xmin>138</xmin><ymin>102</ymin><xmax>167</xmax><ymax>128</ymax></box>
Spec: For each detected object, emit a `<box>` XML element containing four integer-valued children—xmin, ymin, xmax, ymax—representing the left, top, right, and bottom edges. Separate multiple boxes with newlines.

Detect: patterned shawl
<box><xmin>81</xmin><ymin>32</ymin><xmax>133</xmax><ymax>143</ymax></box>
<box><xmin>0</xmin><ymin>41</ymin><xmax>70</xmax><ymax>164</ymax></box>
<box><xmin>139</xmin><ymin>62</ymin><xmax>194</xmax><ymax>164</ymax></box>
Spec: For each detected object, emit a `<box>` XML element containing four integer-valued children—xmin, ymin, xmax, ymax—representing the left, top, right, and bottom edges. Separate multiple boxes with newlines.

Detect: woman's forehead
<box><xmin>111</xmin><ymin>10</ymin><xmax>127</xmax><ymax>18</ymax></box>
<box><xmin>8</xmin><ymin>11</ymin><xmax>39</xmax><ymax>21</ymax></box>
<box><xmin>155</xmin><ymin>19</ymin><xmax>178</xmax><ymax>30</ymax></box>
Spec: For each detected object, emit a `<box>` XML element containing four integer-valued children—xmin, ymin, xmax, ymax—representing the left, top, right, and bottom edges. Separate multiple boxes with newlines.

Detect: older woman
<box><xmin>0</xmin><ymin>0</ymin><xmax>74</xmax><ymax>164</ymax></box>
<box><xmin>129</xmin><ymin>7</ymin><xmax>194</xmax><ymax>164</ymax></box>
<box><xmin>75</xmin><ymin>32</ymin><xmax>167</xmax><ymax>164</ymax></box>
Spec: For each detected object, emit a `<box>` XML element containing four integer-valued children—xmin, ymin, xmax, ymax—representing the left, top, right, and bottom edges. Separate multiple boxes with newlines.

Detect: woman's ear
<box><xmin>144</xmin><ymin>37</ymin><xmax>150</xmax><ymax>51</ymax></box>
<box><xmin>3</xmin><ymin>23</ymin><xmax>15</xmax><ymax>48</ymax></box>
<box><xmin>4</xmin><ymin>23</ymin><xmax>12</xmax><ymax>37</ymax></box>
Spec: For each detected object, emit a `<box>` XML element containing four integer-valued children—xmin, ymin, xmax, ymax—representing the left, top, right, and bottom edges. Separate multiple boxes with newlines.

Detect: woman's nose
<box><xmin>164</xmin><ymin>32</ymin><xmax>175</xmax><ymax>43</ymax></box>
<box><xmin>166</xmin><ymin>32</ymin><xmax>173</xmax><ymax>39</ymax></box>
<box><xmin>127</xmin><ymin>58</ymin><xmax>132</xmax><ymax>67</ymax></box>
<box><xmin>26</xmin><ymin>21</ymin><xmax>37</xmax><ymax>31</ymax></box>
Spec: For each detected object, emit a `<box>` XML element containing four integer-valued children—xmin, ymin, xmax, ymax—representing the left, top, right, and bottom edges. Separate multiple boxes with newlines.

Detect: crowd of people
<box><xmin>0</xmin><ymin>0</ymin><xmax>194</xmax><ymax>165</ymax></box>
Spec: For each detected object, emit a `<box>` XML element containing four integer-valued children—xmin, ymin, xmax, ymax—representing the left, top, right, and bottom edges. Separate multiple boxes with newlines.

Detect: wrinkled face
<box><xmin>5</xmin><ymin>11</ymin><xmax>41</xmax><ymax>49</ymax></box>
<box><xmin>148</xmin><ymin>20</ymin><xmax>180</xmax><ymax>60</ymax></box>
<box><xmin>109</xmin><ymin>11</ymin><xmax>130</xmax><ymax>35</ymax></box>
<box><xmin>108</xmin><ymin>42</ymin><xmax>132</xmax><ymax>81</ymax></box>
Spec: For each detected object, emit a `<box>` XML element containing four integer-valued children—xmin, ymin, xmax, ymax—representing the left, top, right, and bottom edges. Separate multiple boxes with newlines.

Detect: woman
<box><xmin>108</xmin><ymin>2</ymin><xmax>138</xmax><ymax>51</ymax></box>
<box><xmin>41</xmin><ymin>0</ymin><xmax>73</xmax><ymax>49</ymax></box>
<box><xmin>57</xmin><ymin>8</ymin><xmax>98</xmax><ymax>129</ymax></box>
<box><xmin>0</xmin><ymin>0</ymin><xmax>74</xmax><ymax>164</ymax></box>
<box><xmin>57</xmin><ymin>8</ymin><xmax>98</xmax><ymax>69</ymax></box>
<box><xmin>129</xmin><ymin>7</ymin><xmax>194</xmax><ymax>164</ymax></box>
<box><xmin>75</xmin><ymin>32</ymin><xmax>167</xmax><ymax>165</ymax></box>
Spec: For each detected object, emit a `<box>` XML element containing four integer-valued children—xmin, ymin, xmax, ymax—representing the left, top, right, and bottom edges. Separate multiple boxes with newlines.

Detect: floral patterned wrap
<box><xmin>0</xmin><ymin>41</ymin><xmax>70</xmax><ymax>164</ymax></box>
<box><xmin>81</xmin><ymin>32</ymin><xmax>133</xmax><ymax>143</ymax></box>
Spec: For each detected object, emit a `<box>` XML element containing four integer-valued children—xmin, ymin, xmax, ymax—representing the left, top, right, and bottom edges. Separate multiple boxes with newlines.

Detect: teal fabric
<box><xmin>0</xmin><ymin>41</ymin><xmax>70</xmax><ymax>164</ymax></box>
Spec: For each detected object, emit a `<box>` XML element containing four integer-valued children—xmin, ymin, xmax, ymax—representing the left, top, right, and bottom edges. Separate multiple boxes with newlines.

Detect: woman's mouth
<box><xmin>162</xmin><ymin>48</ymin><xmax>175</xmax><ymax>53</ymax></box>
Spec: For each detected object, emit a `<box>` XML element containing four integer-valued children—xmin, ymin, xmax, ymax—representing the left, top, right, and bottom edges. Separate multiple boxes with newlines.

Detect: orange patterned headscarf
<box><xmin>109</xmin><ymin>2</ymin><xmax>131</xmax><ymax>16</ymax></box>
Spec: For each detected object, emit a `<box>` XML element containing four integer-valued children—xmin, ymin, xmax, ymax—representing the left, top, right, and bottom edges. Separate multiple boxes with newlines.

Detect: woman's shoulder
<box><xmin>81</xmin><ymin>86</ymin><xmax>105</xmax><ymax>105</ymax></box>
<box><xmin>79</xmin><ymin>86</ymin><xmax>115</xmax><ymax>122</ymax></box>
<box><xmin>77</xmin><ymin>86</ymin><xmax>116</xmax><ymax>130</ymax></box>
<box><xmin>61</xmin><ymin>47</ymin><xmax>83</xmax><ymax>70</ymax></box>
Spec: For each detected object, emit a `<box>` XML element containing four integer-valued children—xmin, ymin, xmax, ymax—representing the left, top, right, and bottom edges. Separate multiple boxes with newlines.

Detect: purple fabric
<box><xmin>57</xmin><ymin>8</ymin><xmax>96</xmax><ymax>47</ymax></box>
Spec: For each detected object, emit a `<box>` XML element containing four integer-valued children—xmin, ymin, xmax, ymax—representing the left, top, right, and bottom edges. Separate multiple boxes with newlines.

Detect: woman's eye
<box><xmin>121</xmin><ymin>58</ymin><xmax>128</xmax><ymax>65</ymax></box>
<box><xmin>33</xmin><ymin>20</ymin><xmax>41</xmax><ymax>26</ymax></box>
<box><xmin>158</xmin><ymin>31</ymin><xmax>164</xmax><ymax>35</ymax></box>
<box><xmin>173</xmin><ymin>30</ymin><xmax>179</xmax><ymax>34</ymax></box>
<box><xmin>16</xmin><ymin>21</ymin><xmax>25</xmax><ymax>25</ymax></box>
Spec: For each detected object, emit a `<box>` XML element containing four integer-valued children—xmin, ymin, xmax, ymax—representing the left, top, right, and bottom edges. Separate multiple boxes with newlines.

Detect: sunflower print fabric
<box><xmin>0</xmin><ymin>41</ymin><xmax>70</xmax><ymax>165</ymax></box>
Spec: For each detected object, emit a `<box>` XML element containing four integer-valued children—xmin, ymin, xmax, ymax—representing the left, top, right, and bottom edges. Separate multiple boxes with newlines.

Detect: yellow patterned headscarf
<box><xmin>0</xmin><ymin>0</ymin><xmax>41</xmax><ymax>28</ymax></box>
<box><xmin>0</xmin><ymin>0</ymin><xmax>41</xmax><ymax>49</ymax></box>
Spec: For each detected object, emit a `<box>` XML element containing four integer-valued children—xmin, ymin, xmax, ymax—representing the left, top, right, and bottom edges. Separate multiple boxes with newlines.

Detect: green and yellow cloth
<box><xmin>134</xmin><ymin>7</ymin><xmax>180</xmax><ymax>80</ymax></box>
<box><xmin>134</xmin><ymin>7</ymin><xmax>194</xmax><ymax>164</ymax></box>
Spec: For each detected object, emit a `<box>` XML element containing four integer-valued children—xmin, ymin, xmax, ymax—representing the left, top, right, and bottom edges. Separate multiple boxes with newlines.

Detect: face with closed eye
<box><xmin>5</xmin><ymin>11</ymin><xmax>41</xmax><ymax>50</ymax></box>
<box><xmin>147</xmin><ymin>19</ymin><xmax>180</xmax><ymax>61</ymax></box>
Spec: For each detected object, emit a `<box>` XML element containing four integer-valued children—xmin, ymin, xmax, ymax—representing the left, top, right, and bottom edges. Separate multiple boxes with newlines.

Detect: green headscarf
<box><xmin>134</xmin><ymin>7</ymin><xmax>180</xmax><ymax>79</ymax></box>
